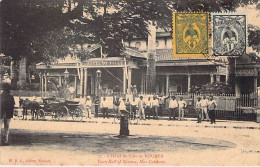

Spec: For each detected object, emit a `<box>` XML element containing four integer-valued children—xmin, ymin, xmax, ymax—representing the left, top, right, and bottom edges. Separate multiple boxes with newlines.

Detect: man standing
<box><xmin>145</xmin><ymin>97</ymin><xmax>152</xmax><ymax>120</ymax></box>
<box><xmin>178</xmin><ymin>97</ymin><xmax>187</xmax><ymax>120</ymax></box>
<box><xmin>119</xmin><ymin>98</ymin><xmax>127</xmax><ymax>114</ymax></box>
<box><xmin>85</xmin><ymin>96</ymin><xmax>92</xmax><ymax>119</ymax></box>
<box><xmin>130</xmin><ymin>97</ymin><xmax>138</xmax><ymax>119</ymax></box>
<box><xmin>208</xmin><ymin>96</ymin><xmax>217</xmax><ymax>124</ymax></box>
<box><xmin>168</xmin><ymin>96</ymin><xmax>178</xmax><ymax>120</ymax></box>
<box><xmin>138</xmin><ymin>96</ymin><xmax>146</xmax><ymax>120</ymax></box>
<box><xmin>68</xmin><ymin>84</ymin><xmax>75</xmax><ymax>100</ymax></box>
<box><xmin>151</xmin><ymin>95</ymin><xmax>159</xmax><ymax>119</ymax></box>
<box><xmin>101</xmin><ymin>96</ymin><xmax>109</xmax><ymax>119</ymax></box>
<box><xmin>201</xmin><ymin>95</ymin><xmax>209</xmax><ymax>121</ymax></box>
<box><xmin>196</xmin><ymin>97</ymin><xmax>202</xmax><ymax>123</ymax></box>
<box><xmin>114</xmin><ymin>96</ymin><xmax>120</xmax><ymax>115</ymax></box>
<box><xmin>0</xmin><ymin>83</ymin><xmax>15</xmax><ymax>145</ymax></box>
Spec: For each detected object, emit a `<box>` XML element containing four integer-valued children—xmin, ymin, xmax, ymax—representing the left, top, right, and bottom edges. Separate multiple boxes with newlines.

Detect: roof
<box><xmin>156</xmin><ymin>49</ymin><xmax>216</xmax><ymax>61</ymax></box>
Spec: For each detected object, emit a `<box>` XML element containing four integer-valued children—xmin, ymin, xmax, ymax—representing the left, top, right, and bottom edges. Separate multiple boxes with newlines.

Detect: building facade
<box><xmin>36</xmin><ymin>31</ymin><xmax>228</xmax><ymax>97</ymax></box>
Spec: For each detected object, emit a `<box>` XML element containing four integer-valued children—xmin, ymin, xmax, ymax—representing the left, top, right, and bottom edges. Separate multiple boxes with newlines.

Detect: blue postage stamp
<box><xmin>212</xmin><ymin>13</ymin><xmax>247</xmax><ymax>56</ymax></box>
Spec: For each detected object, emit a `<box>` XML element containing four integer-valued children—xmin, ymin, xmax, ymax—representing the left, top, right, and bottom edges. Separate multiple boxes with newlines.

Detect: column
<box><xmin>254</xmin><ymin>77</ymin><xmax>257</xmax><ymax>93</ymax></box>
<box><xmin>44</xmin><ymin>73</ymin><xmax>47</xmax><ymax>95</ymax></box>
<box><xmin>225</xmin><ymin>64</ymin><xmax>229</xmax><ymax>84</ymax></box>
<box><xmin>58</xmin><ymin>76</ymin><xmax>62</xmax><ymax>86</ymax></box>
<box><xmin>166</xmin><ymin>75</ymin><xmax>169</xmax><ymax>94</ymax></box>
<box><xmin>91</xmin><ymin>74</ymin><xmax>94</xmax><ymax>95</ymax></box>
<box><xmin>210</xmin><ymin>74</ymin><xmax>214</xmax><ymax>84</ymax></box>
<box><xmin>235</xmin><ymin>77</ymin><xmax>241</xmax><ymax>97</ymax></box>
<box><xmin>74</xmin><ymin>75</ymin><xmax>77</xmax><ymax>95</ymax></box>
<box><xmin>127</xmin><ymin>68</ymin><xmax>132</xmax><ymax>94</ymax></box>
<box><xmin>216</xmin><ymin>75</ymin><xmax>220</xmax><ymax>83</ymax></box>
<box><xmin>187</xmin><ymin>74</ymin><xmax>191</xmax><ymax>92</ymax></box>
<box><xmin>84</xmin><ymin>68</ymin><xmax>88</xmax><ymax>97</ymax></box>
<box><xmin>80</xmin><ymin>68</ymin><xmax>84</xmax><ymax>97</ymax></box>
<box><xmin>123</xmin><ymin>68</ymin><xmax>126</xmax><ymax>94</ymax></box>
<box><xmin>141</xmin><ymin>71</ymin><xmax>144</xmax><ymax>94</ymax></box>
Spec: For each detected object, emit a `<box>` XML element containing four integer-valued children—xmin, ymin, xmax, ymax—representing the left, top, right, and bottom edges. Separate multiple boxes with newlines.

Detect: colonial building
<box><xmin>36</xmin><ymin>30</ymin><xmax>228</xmax><ymax>97</ymax></box>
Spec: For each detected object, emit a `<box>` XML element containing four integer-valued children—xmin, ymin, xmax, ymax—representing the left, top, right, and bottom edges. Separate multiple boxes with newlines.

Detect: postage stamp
<box><xmin>172</xmin><ymin>13</ymin><xmax>209</xmax><ymax>58</ymax></box>
<box><xmin>212</xmin><ymin>13</ymin><xmax>247</xmax><ymax>56</ymax></box>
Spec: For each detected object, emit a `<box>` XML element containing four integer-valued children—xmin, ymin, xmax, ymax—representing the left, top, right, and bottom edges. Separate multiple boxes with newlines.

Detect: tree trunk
<box><xmin>227</xmin><ymin>57</ymin><xmax>236</xmax><ymax>93</ymax></box>
<box><xmin>18</xmin><ymin>57</ymin><xmax>27</xmax><ymax>89</ymax></box>
<box><xmin>146</xmin><ymin>23</ymin><xmax>156</xmax><ymax>94</ymax></box>
<box><xmin>10</xmin><ymin>60</ymin><xmax>18</xmax><ymax>89</ymax></box>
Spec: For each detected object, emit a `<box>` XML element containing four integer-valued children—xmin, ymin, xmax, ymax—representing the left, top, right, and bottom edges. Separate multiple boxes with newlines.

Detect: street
<box><xmin>1</xmin><ymin>119</ymin><xmax>260</xmax><ymax>165</ymax></box>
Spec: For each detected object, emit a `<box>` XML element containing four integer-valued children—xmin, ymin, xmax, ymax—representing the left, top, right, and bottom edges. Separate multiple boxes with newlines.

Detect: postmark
<box><xmin>172</xmin><ymin>13</ymin><xmax>209</xmax><ymax>58</ymax></box>
<box><xmin>212</xmin><ymin>13</ymin><xmax>247</xmax><ymax>56</ymax></box>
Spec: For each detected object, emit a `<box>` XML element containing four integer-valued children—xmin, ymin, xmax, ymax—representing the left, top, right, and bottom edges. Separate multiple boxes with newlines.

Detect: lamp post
<box><xmin>0</xmin><ymin>53</ymin><xmax>6</xmax><ymax>86</ymax></box>
<box><xmin>64</xmin><ymin>69</ymin><xmax>70</xmax><ymax>99</ymax></box>
<box><xmin>96</xmin><ymin>69</ymin><xmax>102</xmax><ymax>96</ymax></box>
<box><xmin>64</xmin><ymin>69</ymin><xmax>70</xmax><ymax>87</ymax></box>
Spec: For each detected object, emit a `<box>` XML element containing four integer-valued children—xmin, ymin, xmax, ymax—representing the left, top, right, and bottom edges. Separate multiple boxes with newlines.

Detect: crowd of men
<box><xmin>79</xmin><ymin>94</ymin><xmax>217</xmax><ymax>124</ymax></box>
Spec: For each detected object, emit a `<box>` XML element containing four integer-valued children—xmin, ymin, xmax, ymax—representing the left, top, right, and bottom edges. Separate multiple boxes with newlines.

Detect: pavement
<box><xmin>13</xmin><ymin>115</ymin><xmax>260</xmax><ymax>130</ymax></box>
<box><xmin>1</xmin><ymin>118</ymin><xmax>260</xmax><ymax>166</ymax></box>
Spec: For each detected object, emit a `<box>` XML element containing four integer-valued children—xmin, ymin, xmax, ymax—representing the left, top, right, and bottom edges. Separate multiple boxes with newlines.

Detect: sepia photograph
<box><xmin>0</xmin><ymin>0</ymin><xmax>260</xmax><ymax>166</ymax></box>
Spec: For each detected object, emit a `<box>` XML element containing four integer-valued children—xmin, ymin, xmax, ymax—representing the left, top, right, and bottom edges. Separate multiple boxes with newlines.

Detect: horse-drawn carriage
<box><xmin>22</xmin><ymin>97</ymin><xmax>84</xmax><ymax>121</ymax></box>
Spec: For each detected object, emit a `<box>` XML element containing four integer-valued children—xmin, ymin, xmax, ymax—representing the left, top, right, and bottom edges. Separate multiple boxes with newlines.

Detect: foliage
<box><xmin>1</xmin><ymin>0</ymin><xmax>259</xmax><ymax>65</ymax></box>
<box><xmin>190</xmin><ymin>82</ymin><xmax>234</xmax><ymax>95</ymax></box>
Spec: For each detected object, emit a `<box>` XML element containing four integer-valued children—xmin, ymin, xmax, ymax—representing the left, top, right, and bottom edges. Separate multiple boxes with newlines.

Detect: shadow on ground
<box><xmin>8</xmin><ymin>129</ymin><xmax>236</xmax><ymax>154</ymax></box>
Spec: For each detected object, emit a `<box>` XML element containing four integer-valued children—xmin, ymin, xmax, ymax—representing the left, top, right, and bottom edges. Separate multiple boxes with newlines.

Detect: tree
<box><xmin>1</xmin><ymin>0</ymin><xmax>259</xmax><ymax>91</ymax></box>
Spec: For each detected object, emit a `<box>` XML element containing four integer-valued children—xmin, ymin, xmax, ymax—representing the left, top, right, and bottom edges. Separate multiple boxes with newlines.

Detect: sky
<box><xmin>236</xmin><ymin>3</ymin><xmax>260</xmax><ymax>27</ymax></box>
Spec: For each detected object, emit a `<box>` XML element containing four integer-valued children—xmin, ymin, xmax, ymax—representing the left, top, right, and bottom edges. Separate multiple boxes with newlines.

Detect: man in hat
<box><xmin>168</xmin><ymin>96</ymin><xmax>178</xmax><ymax>120</ymax></box>
<box><xmin>119</xmin><ymin>97</ymin><xmax>127</xmax><ymax>115</ymax></box>
<box><xmin>138</xmin><ymin>96</ymin><xmax>146</xmax><ymax>120</ymax></box>
<box><xmin>178</xmin><ymin>97</ymin><xmax>187</xmax><ymax>120</ymax></box>
<box><xmin>85</xmin><ymin>96</ymin><xmax>92</xmax><ymax>119</ymax></box>
<box><xmin>0</xmin><ymin>83</ymin><xmax>15</xmax><ymax>145</ymax></box>
<box><xmin>101</xmin><ymin>96</ymin><xmax>109</xmax><ymax>119</ymax></box>
<box><xmin>151</xmin><ymin>95</ymin><xmax>159</xmax><ymax>119</ymax></box>
<box><xmin>208</xmin><ymin>96</ymin><xmax>217</xmax><ymax>124</ymax></box>
<box><xmin>196</xmin><ymin>97</ymin><xmax>202</xmax><ymax>123</ymax></box>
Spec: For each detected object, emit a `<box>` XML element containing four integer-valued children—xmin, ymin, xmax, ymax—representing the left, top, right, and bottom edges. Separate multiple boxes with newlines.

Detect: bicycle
<box><xmin>113</xmin><ymin>110</ymin><xmax>138</xmax><ymax>124</ymax></box>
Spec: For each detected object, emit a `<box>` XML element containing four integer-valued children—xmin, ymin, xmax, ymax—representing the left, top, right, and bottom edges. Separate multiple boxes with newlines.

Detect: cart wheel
<box><xmin>72</xmin><ymin>106</ymin><xmax>83</xmax><ymax>121</ymax></box>
<box><xmin>58</xmin><ymin>106</ymin><xmax>69</xmax><ymax>120</ymax></box>
<box><xmin>38</xmin><ymin>109</ymin><xmax>45</xmax><ymax>120</ymax></box>
<box><xmin>129</xmin><ymin>116</ymin><xmax>138</xmax><ymax>125</ymax></box>
<box><xmin>113</xmin><ymin>115</ymin><xmax>120</xmax><ymax>124</ymax></box>
<box><xmin>52</xmin><ymin>111</ymin><xmax>59</xmax><ymax>120</ymax></box>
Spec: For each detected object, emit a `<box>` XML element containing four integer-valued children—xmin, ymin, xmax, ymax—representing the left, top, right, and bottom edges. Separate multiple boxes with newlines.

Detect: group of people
<box><xmin>195</xmin><ymin>95</ymin><xmax>217</xmax><ymax>124</ymax></box>
<box><xmin>98</xmin><ymin>95</ymin><xmax>185</xmax><ymax>121</ymax></box>
<box><xmin>97</xmin><ymin>94</ymin><xmax>217</xmax><ymax>124</ymax></box>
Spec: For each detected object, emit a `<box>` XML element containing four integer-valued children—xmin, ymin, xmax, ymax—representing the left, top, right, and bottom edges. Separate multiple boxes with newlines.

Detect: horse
<box><xmin>20</xmin><ymin>98</ymin><xmax>42</xmax><ymax>120</ymax></box>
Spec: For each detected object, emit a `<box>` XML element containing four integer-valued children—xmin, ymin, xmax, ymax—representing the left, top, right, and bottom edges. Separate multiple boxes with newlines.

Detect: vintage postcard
<box><xmin>0</xmin><ymin>0</ymin><xmax>260</xmax><ymax>166</ymax></box>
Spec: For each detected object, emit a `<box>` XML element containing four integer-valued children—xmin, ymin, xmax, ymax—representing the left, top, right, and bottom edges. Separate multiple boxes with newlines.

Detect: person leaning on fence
<box><xmin>138</xmin><ymin>96</ymin><xmax>146</xmax><ymax>120</ymax></box>
<box><xmin>168</xmin><ymin>96</ymin><xmax>178</xmax><ymax>120</ymax></box>
<box><xmin>145</xmin><ymin>96</ymin><xmax>152</xmax><ymax>120</ymax></box>
<box><xmin>101</xmin><ymin>96</ymin><xmax>109</xmax><ymax>119</ymax></box>
<box><xmin>208</xmin><ymin>96</ymin><xmax>217</xmax><ymax>124</ymax></box>
<box><xmin>85</xmin><ymin>96</ymin><xmax>92</xmax><ymax>119</ymax></box>
<box><xmin>0</xmin><ymin>83</ymin><xmax>15</xmax><ymax>146</ymax></box>
<box><xmin>196</xmin><ymin>97</ymin><xmax>202</xmax><ymax>123</ymax></box>
<box><xmin>151</xmin><ymin>95</ymin><xmax>159</xmax><ymax>119</ymax></box>
<box><xmin>178</xmin><ymin>97</ymin><xmax>187</xmax><ymax>120</ymax></box>
<box><xmin>201</xmin><ymin>95</ymin><xmax>209</xmax><ymax>121</ymax></box>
